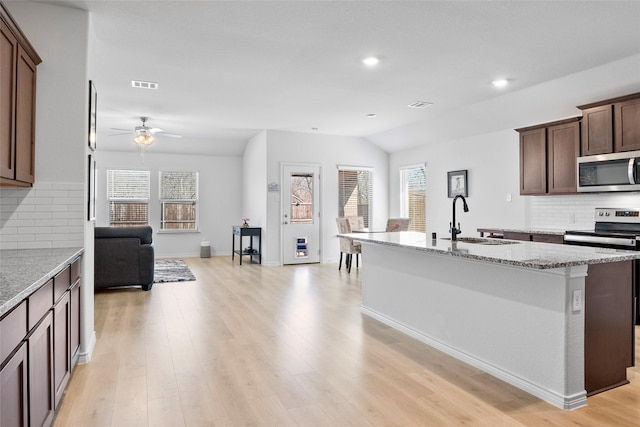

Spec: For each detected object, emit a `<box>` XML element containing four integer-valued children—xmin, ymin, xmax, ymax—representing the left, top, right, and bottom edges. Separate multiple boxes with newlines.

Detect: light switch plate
<box><xmin>572</xmin><ymin>290</ymin><xmax>582</xmax><ymax>312</ymax></box>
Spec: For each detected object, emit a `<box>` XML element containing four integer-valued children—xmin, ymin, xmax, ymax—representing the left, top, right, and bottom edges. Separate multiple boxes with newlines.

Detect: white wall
<box><xmin>1</xmin><ymin>2</ymin><xmax>88</xmax><ymax>249</ymax></box>
<box><xmin>95</xmin><ymin>150</ymin><xmax>243</xmax><ymax>258</ymax></box>
<box><xmin>0</xmin><ymin>2</ymin><xmax>95</xmax><ymax>361</ymax></box>
<box><xmin>390</xmin><ymin>129</ymin><xmax>526</xmax><ymax>238</ymax></box>
<box><xmin>241</xmin><ymin>131</ymin><xmax>268</xmax><ymax>254</ymax></box>
<box><xmin>264</xmin><ymin>130</ymin><xmax>389</xmax><ymax>265</ymax></box>
<box><xmin>388</xmin><ymin>54</ymin><xmax>640</xmax><ymax>236</ymax></box>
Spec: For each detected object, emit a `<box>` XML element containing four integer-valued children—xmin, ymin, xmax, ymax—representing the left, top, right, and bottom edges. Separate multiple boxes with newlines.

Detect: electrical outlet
<box><xmin>506</xmin><ymin>193</ymin><xmax>512</xmax><ymax>202</ymax></box>
<box><xmin>572</xmin><ymin>290</ymin><xmax>582</xmax><ymax>312</ymax></box>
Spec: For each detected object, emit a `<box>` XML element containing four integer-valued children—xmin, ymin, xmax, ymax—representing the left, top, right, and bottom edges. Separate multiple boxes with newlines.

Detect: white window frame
<box><xmin>400</xmin><ymin>163</ymin><xmax>426</xmax><ymax>232</ymax></box>
<box><xmin>106</xmin><ymin>169</ymin><xmax>150</xmax><ymax>227</ymax></box>
<box><xmin>337</xmin><ymin>165</ymin><xmax>374</xmax><ymax>228</ymax></box>
<box><xmin>159</xmin><ymin>171</ymin><xmax>199</xmax><ymax>232</ymax></box>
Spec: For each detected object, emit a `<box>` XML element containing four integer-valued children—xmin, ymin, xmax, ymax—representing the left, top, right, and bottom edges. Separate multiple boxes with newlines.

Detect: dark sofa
<box><xmin>94</xmin><ymin>226</ymin><xmax>155</xmax><ymax>291</ymax></box>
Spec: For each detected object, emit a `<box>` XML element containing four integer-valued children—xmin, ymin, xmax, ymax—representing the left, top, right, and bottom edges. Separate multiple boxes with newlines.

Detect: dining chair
<box><xmin>346</xmin><ymin>216</ymin><xmax>365</xmax><ymax>232</ymax></box>
<box><xmin>386</xmin><ymin>218</ymin><xmax>410</xmax><ymax>232</ymax></box>
<box><xmin>336</xmin><ymin>217</ymin><xmax>361</xmax><ymax>273</ymax></box>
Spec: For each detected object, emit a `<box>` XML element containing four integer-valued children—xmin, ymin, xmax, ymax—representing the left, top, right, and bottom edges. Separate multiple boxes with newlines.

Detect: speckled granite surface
<box><xmin>0</xmin><ymin>247</ymin><xmax>83</xmax><ymax>317</ymax></box>
<box><xmin>339</xmin><ymin>232</ymin><xmax>640</xmax><ymax>269</ymax></box>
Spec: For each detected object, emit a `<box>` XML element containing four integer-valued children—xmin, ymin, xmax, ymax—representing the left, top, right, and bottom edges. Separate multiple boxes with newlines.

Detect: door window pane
<box><xmin>290</xmin><ymin>174</ymin><xmax>313</xmax><ymax>224</ymax></box>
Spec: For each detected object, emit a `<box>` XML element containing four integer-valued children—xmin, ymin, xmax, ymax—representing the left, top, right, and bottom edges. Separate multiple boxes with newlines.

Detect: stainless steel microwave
<box><xmin>577</xmin><ymin>150</ymin><xmax>640</xmax><ymax>192</ymax></box>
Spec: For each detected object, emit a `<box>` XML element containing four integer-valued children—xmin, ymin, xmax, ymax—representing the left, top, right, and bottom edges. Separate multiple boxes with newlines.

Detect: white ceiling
<box><xmin>40</xmin><ymin>1</ymin><xmax>640</xmax><ymax>156</ymax></box>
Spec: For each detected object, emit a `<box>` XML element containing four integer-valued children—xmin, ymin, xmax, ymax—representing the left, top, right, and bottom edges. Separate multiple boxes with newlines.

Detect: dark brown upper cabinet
<box><xmin>516</xmin><ymin>117</ymin><xmax>581</xmax><ymax>195</ymax></box>
<box><xmin>578</xmin><ymin>92</ymin><xmax>640</xmax><ymax>155</ymax></box>
<box><xmin>0</xmin><ymin>4</ymin><xmax>41</xmax><ymax>187</ymax></box>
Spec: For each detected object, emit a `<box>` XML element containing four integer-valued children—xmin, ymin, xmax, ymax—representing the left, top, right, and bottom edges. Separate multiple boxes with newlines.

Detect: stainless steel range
<box><xmin>564</xmin><ymin>207</ymin><xmax>640</xmax><ymax>324</ymax></box>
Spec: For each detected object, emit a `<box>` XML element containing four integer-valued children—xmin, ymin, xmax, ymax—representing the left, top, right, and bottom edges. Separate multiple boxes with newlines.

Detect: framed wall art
<box><xmin>87</xmin><ymin>154</ymin><xmax>96</xmax><ymax>221</ymax></box>
<box><xmin>447</xmin><ymin>169</ymin><xmax>468</xmax><ymax>198</ymax></box>
<box><xmin>88</xmin><ymin>80</ymin><xmax>97</xmax><ymax>151</ymax></box>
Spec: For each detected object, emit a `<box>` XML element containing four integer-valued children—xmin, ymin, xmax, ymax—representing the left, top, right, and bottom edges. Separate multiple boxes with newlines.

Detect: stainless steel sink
<box><xmin>440</xmin><ymin>237</ymin><xmax>520</xmax><ymax>245</ymax></box>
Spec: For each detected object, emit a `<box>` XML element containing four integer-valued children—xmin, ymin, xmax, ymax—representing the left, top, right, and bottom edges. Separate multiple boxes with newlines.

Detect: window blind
<box><xmin>160</xmin><ymin>171</ymin><xmax>198</xmax><ymax>230</ymax></box>
<box><xmin>400</xmin><ymin>165</ymin><xmax>426</xmax><ymax>232</ymax></box>
<box><xmin>106</xmin><ymin>170</ymin><xmax>150</xmax><ymax>226</ymax></box>
<box><xmin>338</xmin><ymin>168</ymin><xmax>373</xmax><ymax>227</ymax></box>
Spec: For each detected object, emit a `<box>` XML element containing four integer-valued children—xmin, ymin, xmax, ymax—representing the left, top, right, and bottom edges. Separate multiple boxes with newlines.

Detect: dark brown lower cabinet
<box><xmin>28</xmin><ymin>311</ymin><xmax>55</xmax><ymax>427</ymax></box>
<box><xmin>70</xmin><ymin>280</ymin><xmax>81</xmax><ymax>363</ymax></box>
<box><xmin>584</xmin><ymin>260</ymin><xmax>634</xmax><ymax>395</ymax></box>
<box><xmin>53</xmin><ymin>292</ymin><xmax>71</xmax><ymax>408</ymax></box>
<box><xmin>0</xmin><ymin>342</ymin><xmax>28</xmax><ymax>427</ymax></box>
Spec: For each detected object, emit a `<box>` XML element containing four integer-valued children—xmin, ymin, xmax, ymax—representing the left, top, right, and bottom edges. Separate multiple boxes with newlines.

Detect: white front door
<box><xmin>282</xmin><ymin>164</ymin><xmax>321</xmax><ymax>265</ymax></box>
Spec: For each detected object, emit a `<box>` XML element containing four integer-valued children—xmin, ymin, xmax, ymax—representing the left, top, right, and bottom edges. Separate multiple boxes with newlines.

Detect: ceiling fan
<box><xmin>109</xmin><ymin>116</ymin><xmax>182</xmax><ymax>146</ymax></box>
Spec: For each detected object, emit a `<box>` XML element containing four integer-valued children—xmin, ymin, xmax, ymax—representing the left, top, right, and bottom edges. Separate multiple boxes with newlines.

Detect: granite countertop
<box><xmin>339</xmin><ymin>231</ymin><xmax>640</xmax><ymax>269</ymax></box>
<box><xmin>0</xmin><ymin>247</ymin><xmax>84</xmax><ymax>317</ymax></box>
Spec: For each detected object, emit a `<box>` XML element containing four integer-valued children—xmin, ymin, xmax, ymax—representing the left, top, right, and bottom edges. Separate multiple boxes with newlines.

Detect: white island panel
<box><xmin>361</xmin><ymin>241</ymin><xmax>588</xmax><ymax>410</ymax></box>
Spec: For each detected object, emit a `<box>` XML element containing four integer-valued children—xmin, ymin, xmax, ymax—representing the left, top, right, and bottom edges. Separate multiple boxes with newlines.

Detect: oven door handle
<box><xmin>628</xmin><ymin>158</ymin><xmax>636</xmax><ymax>184</ymax></box>
<box><xmin>564</xmin><ymin>234</ymin><xmax>638</xmax><ymax>248</ymax></box>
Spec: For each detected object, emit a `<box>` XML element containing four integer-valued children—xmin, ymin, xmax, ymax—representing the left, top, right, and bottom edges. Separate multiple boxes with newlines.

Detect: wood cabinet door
<box><xmin>581</xmin><ymin>105</ymin><xmax>613</xmax><ymax>155</ymax></box>
<box><xmin>547</xmin><ymin>121</ymin><xmax>580</xmax><ymax>194</ymax></box>
<box><xmin>53</xmin><ymin>292</ymin><xmax>70</xmax><ymax>409</ymax></box>
<box><xmin>0</xmin><ymin>17</ymin><xmax>17</xmax><ymax>180</ymax></box>
<box><xmin>70</xmin><ymin>280</ymin><xmax>81</xmax><ymax>363</ymax></box>
<box><xmin>519</xmin><ymin>128</ymin><xmax>547</xmax><ymax>195</ymax></box>
<box><xmin>614</xmin><ymin>97</ymin><xmax>640</xmax><ymax>152</ymax></box>
<box><xmin>28</xmin><ymin>311</ymin><xmax>55</xmax><ymax>427</ymax></box>
<box><xmin>14</xmin><ymin>45</ymin><xmax>36</xmax><ymax>184</ymax></box>
<box><xmin>1</xmin><ymin>342</ymin><xmax>28</xmax><ymax>427</ymax></box>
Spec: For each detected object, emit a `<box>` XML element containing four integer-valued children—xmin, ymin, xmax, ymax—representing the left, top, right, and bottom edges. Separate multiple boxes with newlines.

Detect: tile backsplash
<box><xmin>529</xmin><ymin>193</ymin><xmax>640</xmax><ymax>230</ymax></box>
<box><xmin>0</xmin><ymin>182</ymin><xmax>84</xmax><ymax>250</ymax></box>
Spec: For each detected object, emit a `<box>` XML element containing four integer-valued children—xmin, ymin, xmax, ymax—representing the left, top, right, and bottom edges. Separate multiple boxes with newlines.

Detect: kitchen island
<box><xmin>339</xmin><ymin>231</ymin><xmax>640</xmax><ymax>410</ymax></box>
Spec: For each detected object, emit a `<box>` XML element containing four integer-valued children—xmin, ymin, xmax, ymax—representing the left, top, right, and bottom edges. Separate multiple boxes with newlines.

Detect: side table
<box><xmin>232</xmin><ymin>226</ymin><xmax>262</xmax><ymax>265</ymax></box>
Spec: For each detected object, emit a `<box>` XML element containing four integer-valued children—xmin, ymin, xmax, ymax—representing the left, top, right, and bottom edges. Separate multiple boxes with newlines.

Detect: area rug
<box><xmin>154</xmin><ymin>259</ymin><xmax>196</xmax><ymax>283</ymax></box>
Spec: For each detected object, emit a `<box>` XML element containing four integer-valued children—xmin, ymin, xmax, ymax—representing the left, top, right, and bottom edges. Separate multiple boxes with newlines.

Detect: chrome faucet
<box><xmin>450</xmin><ymin>195</ymin><xmax>469</xmax><ymax>241</ymax></box>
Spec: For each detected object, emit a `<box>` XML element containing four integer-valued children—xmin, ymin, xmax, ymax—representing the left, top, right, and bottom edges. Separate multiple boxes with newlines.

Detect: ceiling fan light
<box><xmin>133</xmin><ymin>133</ymin><xmax>155</xmax><ymax>146</ymax></box>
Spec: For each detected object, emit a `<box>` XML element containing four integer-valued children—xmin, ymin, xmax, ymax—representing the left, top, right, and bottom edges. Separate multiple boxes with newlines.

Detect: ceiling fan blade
<box><xmin>148</xmin><ymin>127</ymin><xmax>164</xmax><ymax>133</ymax></box>
<box><xmin>158</xmin><ymin>132</ymin><xmax>183</xmax><ymax>138</ymax></box>
<box><xmin>110</xmin><ymin>127</ymin><xmax>133</xmax><ymax>132</ymax></box>
<box><xmin>108</xmin><ymin>131</ymin><xmax>134</xmax><ymax>136</ymax></box>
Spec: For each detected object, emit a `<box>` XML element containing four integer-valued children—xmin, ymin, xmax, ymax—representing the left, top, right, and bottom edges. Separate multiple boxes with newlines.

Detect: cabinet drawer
<box><xmin>503</xmin><ymin>232</ymin><xmax>532</xmax><ymax>241</ymax></box>
<box><xmin>28</xmin><ymin>279</ymin><xmax>52</xmax><ymax>330</ymax></box>
<box><xmin>532</xmin><ymin>234</ymin><xmax>564</xmax><ymax>244</ymax></box>
<box><xmin>70</xmin><ymin>257</ymin><xmax>80</xmax><ymax>283</ymax></box>
<box><xmin>0</xmin><ymin>300</ymin><xmax>27</xmax><ymax>363</ymax></box>
<box><xmin>54</xmin><ymin>265</ymin><xmax>71</xmax><ymax>303</ymax></box>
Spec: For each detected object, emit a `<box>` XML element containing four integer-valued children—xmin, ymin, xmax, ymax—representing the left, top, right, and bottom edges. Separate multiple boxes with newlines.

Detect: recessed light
<box><xmin>492</xmin><ymin>79</ymin><xmax>509</xmax><ymax>88</ymax></box>
<box><xmin>366</xmin><ymin>113</ymin><xmax>377</xmax><ymax>118</ymax></box>
<box><xmin>362</xmin><ymin>57</ymin><xmax>379</xmax><ymax>66</ymax></box>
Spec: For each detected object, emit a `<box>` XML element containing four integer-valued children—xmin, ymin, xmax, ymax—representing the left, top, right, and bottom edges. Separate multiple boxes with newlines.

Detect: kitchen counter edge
<box><xmin>0</xmin><ymin>247</ymin><xmax>84</xmax><ymax>317</ymax></box>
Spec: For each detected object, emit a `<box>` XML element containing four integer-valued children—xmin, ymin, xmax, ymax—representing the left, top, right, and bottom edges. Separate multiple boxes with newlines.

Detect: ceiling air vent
<box><xmin>408</xmin><ymin>101</ymin><xmax>433</xmax><ymax>109</ymax></box>
<box><xmin>131</xmin><ymin>80</ymin><xmax>158</xmax><ymax>90</ymax></box>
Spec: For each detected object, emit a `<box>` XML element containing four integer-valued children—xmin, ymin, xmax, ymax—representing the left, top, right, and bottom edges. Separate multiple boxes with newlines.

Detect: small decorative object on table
<box><xmin>242</xmin><ymin>218</ymin><xmax>250</xmax><ymax>227</ymax></box>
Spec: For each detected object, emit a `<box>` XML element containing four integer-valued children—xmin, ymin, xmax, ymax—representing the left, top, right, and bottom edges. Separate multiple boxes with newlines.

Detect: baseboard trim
<box><xmin>77</xmin><ymin>331</ymin><xmax>96</xmax><ymax>364</ymax></box>
<box><xmin>361</xmin><ymin>306</ymin><xmax>587</xmax><ymax>411</ymax></box>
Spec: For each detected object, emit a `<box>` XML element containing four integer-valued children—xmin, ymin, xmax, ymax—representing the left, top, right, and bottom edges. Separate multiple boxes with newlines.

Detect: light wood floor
<box><xmin>54</xmin><ymin>257</ymin><xmax>640</xmax><ymax>426</ymax></box>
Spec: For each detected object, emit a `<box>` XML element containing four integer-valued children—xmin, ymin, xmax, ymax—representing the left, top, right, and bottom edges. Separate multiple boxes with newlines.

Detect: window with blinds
<box><xmin>160</xmin><ymin>171</ymin><xmax>198</xmax><ymax>230</ymax></box>
<box><xmin>107</xmin><ymin>170</ymin><xmax>150</xmax><ymax>226</ymax></box>
<box><xmin>400</xmin><ymin>165</ymin><xmax>426</xmax><ymax>232</ymax></box>
<box><xmin>338</xmin><ymin>167</ymin><xmax>373</xmax><ymax>227</ymax></box>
